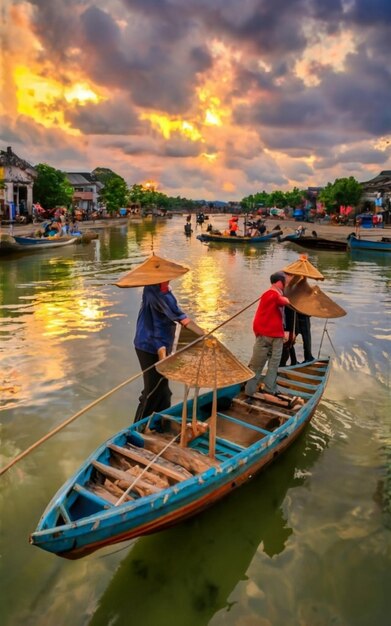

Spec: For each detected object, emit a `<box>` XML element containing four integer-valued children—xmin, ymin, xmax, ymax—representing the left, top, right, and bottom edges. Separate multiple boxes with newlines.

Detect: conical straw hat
<box><xmin>285</xmin><ymin>277</ymin><xmax>346</xmax><ymax>318</ymax></box>
<box><xmin>156</xmin><ymin>337</ymin><xmax>254</xmax><ymax>388</ymax></box>
<box><xmin>283</xmin><ymin>254</ymin><xmax>324</xmax><ymax>281</ymax></box>
<box><xmin>114</xmin><ymin>253</ymin><xmax>189</xmax><ymax>288</ymax></box>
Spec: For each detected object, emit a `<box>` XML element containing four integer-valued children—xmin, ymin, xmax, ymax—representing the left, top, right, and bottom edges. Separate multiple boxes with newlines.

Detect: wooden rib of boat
<box><xmin>30</xmin><ymin>358</ymin><xmax>330</xmax><ymax>559</ymax></box>
<box><xmin>347</xmin><ymin>233</ymin><xmax>391</xmax><ymax>252</ymax></box>
<box><xmin>197</xmin><ymin>231</ymin><xmax>280</xmax><ymax>244</ymax></box>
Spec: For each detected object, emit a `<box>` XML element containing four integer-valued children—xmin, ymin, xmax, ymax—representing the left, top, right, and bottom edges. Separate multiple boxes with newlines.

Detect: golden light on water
<box><xmin>181</xmin><ymin>256</ymin><xmax>225</xmax><ymax>330</ymax></box>
<box><xmin>34</xmin><ymin>294</ymin><xmax>111</xmax><ymax>339</ymax></box>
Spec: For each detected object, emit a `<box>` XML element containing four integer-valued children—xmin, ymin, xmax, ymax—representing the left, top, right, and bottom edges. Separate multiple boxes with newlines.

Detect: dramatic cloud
<box><xmin>1</xmin><ymin>0</ymin><xmax>390</xmax><ymax>199</ymax></box>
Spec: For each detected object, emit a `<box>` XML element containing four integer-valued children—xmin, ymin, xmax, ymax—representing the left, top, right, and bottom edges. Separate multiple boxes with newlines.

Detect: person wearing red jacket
<box><xmin>245</xmin><ymin>271</ymin><xmax>290</xmax><ymax>397</ymax></box>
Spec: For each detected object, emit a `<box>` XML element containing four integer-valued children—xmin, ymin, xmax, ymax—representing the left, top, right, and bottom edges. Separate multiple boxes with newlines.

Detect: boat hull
<box><xmin>289</xmin><ymin>236</ymin><xmax>347</xmax><ymax>251</ymax></box>
<box><xmin>30</xmin><ymin>360</ymin><xmax>330</xmax><ymax>559</ymax></box>
<box><xmin>197</xmin><ymin>232</ymin><xmax>279</xmax><ymax>244</ymax></box>
<box><xmin>0</xmin><ymin>236</ymin><xmax>78</xmax><ymax>256</ymax></box>
<box><xmin>347</xmin><ymin>234</ymin><xmax>391</xmax><ymax>252</ymax></box>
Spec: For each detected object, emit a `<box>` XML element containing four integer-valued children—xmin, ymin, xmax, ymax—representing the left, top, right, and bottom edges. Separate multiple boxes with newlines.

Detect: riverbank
<box><xmin>1</xmin><ymin>214</ymin><xmax>389</xmax><ymax>240</ymax></box>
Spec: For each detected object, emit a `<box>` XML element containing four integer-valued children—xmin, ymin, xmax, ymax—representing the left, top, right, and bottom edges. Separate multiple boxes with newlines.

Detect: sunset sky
<box><xmin>1</xmin><ymin>0</ymin><xmax>390</xmax><ymax>200</ymax></box>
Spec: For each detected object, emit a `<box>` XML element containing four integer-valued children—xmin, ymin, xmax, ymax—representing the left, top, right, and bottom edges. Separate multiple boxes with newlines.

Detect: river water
<box><xmin>1</xmin><ymin>216</ymin><xmax>390</xmax><ymax>626</ymax></box>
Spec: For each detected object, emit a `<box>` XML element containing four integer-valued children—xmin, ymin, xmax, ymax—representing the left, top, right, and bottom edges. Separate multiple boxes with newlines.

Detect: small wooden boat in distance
<box><xmin>347</xmin><ymin>233</ymin><xmax>391</xmax><ymax>252</ymax></box>
<box><xmin>197</xmin><ymin>231</ymin><xmax>280</xmax><ymax>244</ymax></box>
<box><xmin>0</xmin><ymin>235</ymin><xmax>78</xmax><ymax>256</ymax></box>
<box><xmin>30</xmin><ymin>357</ymin><xmax>331</xmax><ymax>559</ymax></box>
<box><xmin>281</xmin><ymin>233</ymin><xmax>348</xmax><ymax>251</ymax></box>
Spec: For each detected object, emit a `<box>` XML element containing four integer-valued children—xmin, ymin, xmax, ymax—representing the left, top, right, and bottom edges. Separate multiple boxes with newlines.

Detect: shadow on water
<box><xmin>88</xmin><ymin>427</ymin><xmax>326</xmax><ymax>626</ymax></box>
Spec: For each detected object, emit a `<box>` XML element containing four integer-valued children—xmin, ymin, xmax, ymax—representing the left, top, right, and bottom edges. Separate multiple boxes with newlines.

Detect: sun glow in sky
<box><xmin>14</xmin><ymin>66</ymin><xmax>102</xmax><ymax>133</ymax></box>
<box><xmin>2</xmin><ymin>0</ymin><xmax>390</xmax><ymax>200</ymax></box>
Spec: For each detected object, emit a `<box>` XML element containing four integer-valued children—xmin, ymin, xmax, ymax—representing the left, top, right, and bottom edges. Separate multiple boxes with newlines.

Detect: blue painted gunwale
<box><xmin>196</xmin><ymin>231</ymin><xmax>280</xmax><ymax>244</ymax></box>
<box><xmin>347</xmin><ymin>234</ymin><xmax>391</xmax><ymax>252</ymax></box>
<box><xmin>30</xmin><ymin>359</ymin><xmax>330</xmax><ymax>559</ymax></box>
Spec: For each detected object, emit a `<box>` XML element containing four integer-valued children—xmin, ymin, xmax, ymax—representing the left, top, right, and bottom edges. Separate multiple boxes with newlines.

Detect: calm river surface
<box><xmin>1</xmin><ymin>215</ymin><xmax>390</xmax><ymax>626</ymax></box>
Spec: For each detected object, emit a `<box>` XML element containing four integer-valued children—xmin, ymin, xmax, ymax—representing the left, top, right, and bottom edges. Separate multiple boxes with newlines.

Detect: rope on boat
<box><xmin>0</xmin><ymin>296</ymin><xmax>261</xmax><ymax>477</ymax></box>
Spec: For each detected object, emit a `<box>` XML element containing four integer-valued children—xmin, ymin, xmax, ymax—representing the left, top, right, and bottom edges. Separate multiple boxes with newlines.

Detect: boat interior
<box><xmin>45</xmin><ymin>362</ymin><xmax>328</xmax><ymax>528</ymax></box>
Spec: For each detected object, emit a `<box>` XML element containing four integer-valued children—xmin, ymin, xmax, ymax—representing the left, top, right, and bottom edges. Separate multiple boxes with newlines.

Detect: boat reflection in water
<box><xmin>88</xmin><ymin>426</ymin><xmax>327</xmax><ymax>626</ymax></box>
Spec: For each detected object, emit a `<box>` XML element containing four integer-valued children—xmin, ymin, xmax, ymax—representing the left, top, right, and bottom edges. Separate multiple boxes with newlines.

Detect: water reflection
<box><xmin>1</xmin><ymin>217</ymin><xmax>391</xmax><ymax>626</ymax></box>
<box><xmin>88</xmin><ymin>428</ymin><xmax>326</xmax><ymax>626</ymax></box>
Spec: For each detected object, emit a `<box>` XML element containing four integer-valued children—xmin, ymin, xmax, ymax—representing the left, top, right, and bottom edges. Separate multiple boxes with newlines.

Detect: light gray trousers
<box><xmin>245</xmin><ymin>335</ymin><xmax>283</xmax><ymax>396</ymax></box>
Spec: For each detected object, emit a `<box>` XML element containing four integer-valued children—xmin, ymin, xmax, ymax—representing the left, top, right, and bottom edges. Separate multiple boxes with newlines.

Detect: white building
<box><xmin>0</xmin><ymin>147</ymin><xmax>37</xmax><ymax>220</ymax></box>
<box><xmin>65</xmin><ymin>172</ymin><xmax>103</xmax><ymax>214</ymax></box>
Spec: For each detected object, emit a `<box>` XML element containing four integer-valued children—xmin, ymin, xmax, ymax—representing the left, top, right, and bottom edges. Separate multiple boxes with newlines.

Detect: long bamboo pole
<box><xmin>0</xmin><ymin>295</ymin><xmax>261</xmax><ymax>477</ymax></box>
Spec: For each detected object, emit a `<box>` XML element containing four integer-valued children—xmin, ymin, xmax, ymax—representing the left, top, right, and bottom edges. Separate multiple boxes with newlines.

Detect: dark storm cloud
<box><xmin>109</xmin><ymin>134</ymin><xmax>205</xmax><ymax>158</ymax></box>
<box><xmin>160</xmin><ymin>164</ymin><xmax>214</xmax><ymax>190</ymax></box>
<box><xmin>242</xmin><ymin>159</ymin><xmax>288</xmax><ymax>186</ymax></box>
<box><xmin>77</xmin><ymin>6</ymin><xmax>212</xmax><ymax>113</ymax></box>
<box><xmin>0</xmin><ymin>115</ymin><xmax>86</xmax><ymax>164</ymax></box>
<box><xmin>64</xmin><ymin>98</ymin><xmax>145</xmax><ymax>135</ymax></box>
<box><xmin>28</xmin><ymin>0</ymin><xmax>83</xmax><ymax>61</ymax></box>
<box><xmin>316</xmin><ymin>147</ymin><xmax>390</xmax><ymax>170</ymax></box>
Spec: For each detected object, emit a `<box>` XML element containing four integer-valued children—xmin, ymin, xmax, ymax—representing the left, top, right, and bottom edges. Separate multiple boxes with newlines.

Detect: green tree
<box><xmin>98</xmin><ymin>175</ymin><xmax>129</xmax><ymax>213</ymax></box>
<box><xmin>285</xmin><ymin>187</ymin><xmax>304</xmax><ymax>208</ymax></box>
<box><xmin>33</xmin><ymin>163</ymin><xmax>73</xmax><ymax>209</ymax></box>
<box><xmin>92</xmin><ymin>167</ymin><xmax>120</xmax><ymax>185</ymax></box>
<box><xmin>319</xmin><ymin>177</ymin><xmax>362</xmax><ymax>212</ymax></box>
<box><xmin>268</xmin><ymin>190</ymin><xmax>287</xmax><ymax>208</ymax></box>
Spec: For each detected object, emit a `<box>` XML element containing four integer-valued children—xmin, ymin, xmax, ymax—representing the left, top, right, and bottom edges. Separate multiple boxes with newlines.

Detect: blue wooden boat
<box><xmin>0</xmin><ymin>235</ymin><xmax>78</xmax><ymax>256</ymax></box>
<box><xmin>347</xmin><ymin>233</ymin><xmax>391</xmax><ymax>252</ymax></box>
<box><xmin>12</xmin><ymin>235</ymin><xmax>78</xmax><ymax>249</ymax></box>
<box><xmin>197</xmin><ymin>231</ymin><xmax>279</xmax><ymax>244</ymax></box>
<box><xmin>30</xmin><ymin>358</ymin><xmax>330</xmax><ymax>559</ymax></box>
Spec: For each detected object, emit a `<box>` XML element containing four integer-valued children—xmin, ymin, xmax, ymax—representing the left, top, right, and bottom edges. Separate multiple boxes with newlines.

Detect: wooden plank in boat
<box><xmin>108</xmin><ymin>443</ymin><xmax>192</xmax><ymax>482</ymax></box>
<box><xmin>278</xmin><ymin>370</ymin><xmax>323</xmax><ymax>382</ymax></box>
<box><xmin>141</xmin><ymin>433</ymin><xmax>219</xmax><ymax>473</ymax></box>
<box><xmin>234</xmin><ymin>396</ymin><xmax>293</xmax><ymax>420</ymax></box>
<box><xmin>276</xmin><ymin>377</ymin><xmax>318</xmax><ymax>392</ymax></box>
<box><xmin>102</xmin><ymin>478</ymin><xmax>133</xmax><ymax>501</ymax></box>
<box><xmin>110</xmin><ymin>452</ymin><xmax>170</xmax><ymax>489</ymax></box>
<box><xmin>91</xmin><ymin>460</ymin><xmax>161</xmax><ymax>495</ymax></box>
<box><xmin>87</xmin><ymin>482</ymin><xmax>129</xmax><ymax>505</ymax></box>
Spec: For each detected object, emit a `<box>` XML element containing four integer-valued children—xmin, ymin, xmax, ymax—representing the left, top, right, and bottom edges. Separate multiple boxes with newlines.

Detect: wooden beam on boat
<box><xmin>141</xmin><ymin>433</ymin><xmax>219</xmax><ymax>473</ymax></box>
<box><xmin>278</xmin><ymin>370</ymin><xmax>323</xmax><ymax>382</ymax></box>
<box><xmin>110</xmin><ymin>453</ymin><xmax>170</xmax><ymax>489</ymax></box>
<box><xmin>86</xmin><ymin>482</ymin><xmax>130</xmax><ymax>505</ymax></box>
<box><xmin>276</xmin><ymin>377</ymin><xmax>318</xmax><ymax>393</ymax></box>
<box><xmin>102</xmin><ymin>478</ymin><xmax>133</xmax><ymax>501</ymax></box>
<box><xmin>108</xmin><ymin>443</ymin><xmax>192</xmax><ymax>482</ymax></box>
<box><xmin>233</xmin><ymin>397</ymin><xmax>293</xmax><ymax>420</ymax></box>
<box><xmin>91</xmin><ymin>460</ymin><xmax>161</xmax><ymax>496</ymax></box>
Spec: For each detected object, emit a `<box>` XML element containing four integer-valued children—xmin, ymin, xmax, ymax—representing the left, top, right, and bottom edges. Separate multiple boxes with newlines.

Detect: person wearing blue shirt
<box><xmin>134</xmin><ymin>281</ymin><xmax>204</xmax><ymax>422</ymax></box>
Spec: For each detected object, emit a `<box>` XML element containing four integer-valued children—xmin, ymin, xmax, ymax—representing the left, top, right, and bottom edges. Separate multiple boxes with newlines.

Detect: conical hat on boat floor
<box><xmin>283</xmin><ymin>254</ymin><xmax>324</xmax><ymax>281</ymax></box>
<box><xmin>156</xmin><ymin>337</ymin><xmax>254</xmax><ymax>388</ymax></box>
<box><xmin>285</xmin><ymin>277</ymin><xmax>346</xmax><ymax>318</ymax></box>
<box><xmin>114</xmin><ymin>253</ymin><xmax>189</xmax><ymax>287</ymax></box>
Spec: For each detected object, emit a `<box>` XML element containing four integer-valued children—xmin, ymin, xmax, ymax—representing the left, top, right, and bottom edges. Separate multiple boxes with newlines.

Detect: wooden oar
<box><xmin>0</xmin><ymin>295</ymin><xmax>262</xmax><ymax>477</ymax></box>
